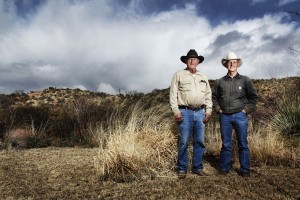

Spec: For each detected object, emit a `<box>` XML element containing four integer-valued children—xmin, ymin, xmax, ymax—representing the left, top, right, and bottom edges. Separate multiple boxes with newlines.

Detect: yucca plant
<box><xmin>270</xmin><ymin>92</ymin><xmax>300</xmax><ymax>136</ymax></box>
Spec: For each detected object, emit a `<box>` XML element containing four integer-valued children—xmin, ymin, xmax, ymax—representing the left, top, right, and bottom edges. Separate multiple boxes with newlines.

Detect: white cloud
<box><xmin>250</xmin><ymin>0</ymin><xmax>268</xmax><ymax>5</ymax></box>
<box><xmin>250</xmin><ymin>0</ymin><xmax>298</xmax><ymax>6</ymax></box>
<box><xmin>97</xmin><ymin>83</ymin><xmax>117</xmax><ymax>94</ymax></box>
<box><xmin>0</xmin><ymin>0</ymin><xmax>299</xmax><ymax>94</ymax></box>
<box><xmin>278</xmin><ymin>0</ymin><xmax>298</xmax><ymax>6</ymax></box>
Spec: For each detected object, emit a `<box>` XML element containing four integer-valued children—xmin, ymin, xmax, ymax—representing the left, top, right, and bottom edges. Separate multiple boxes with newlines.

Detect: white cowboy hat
<box><xmin>221</xmin><ymin>52</ymin><xmax>243</xmax><ymax>67</ymax></box>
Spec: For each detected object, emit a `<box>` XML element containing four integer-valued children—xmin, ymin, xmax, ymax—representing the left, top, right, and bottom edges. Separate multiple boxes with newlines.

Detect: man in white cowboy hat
<box><xmin>212</xmin><ymin>51</ymin><xmax>258</xmax><ymax>177</ymax></box>
<box><xmin>170</xmin><ymin>49</ymin><xmax>212</xmax><ymax>179</ymax></box>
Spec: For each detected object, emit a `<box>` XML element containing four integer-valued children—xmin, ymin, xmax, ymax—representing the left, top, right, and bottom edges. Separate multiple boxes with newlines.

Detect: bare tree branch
<box><xmin>289</xmin><ymin>47</ymin><xmax>300</xmax><ymax>53</ymax></box>
<box><xmin>286</xmin><ymin>10</ymin><xmax>300</xmax><ymax>52</ymax></box>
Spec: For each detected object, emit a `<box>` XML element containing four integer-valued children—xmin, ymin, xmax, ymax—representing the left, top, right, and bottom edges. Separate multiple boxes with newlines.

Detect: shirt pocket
<box><xmin>198</xmin><ymin>80</ymin><xmax>207</xmax><ymax>92</ymax></box>
<box><xmin>235</xmin><ymin>85</ymin><xmax>245</xmax><ymax>98</ymax></box>
<box><xmin>179</xmin><ymin>81</ymin><xmax>192</xmax><ymax>91</ymax></box>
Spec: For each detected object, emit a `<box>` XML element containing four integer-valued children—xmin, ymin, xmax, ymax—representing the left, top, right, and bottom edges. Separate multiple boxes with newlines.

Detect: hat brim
<box><xmin>181</xmin><ymin>56</ymin><xmax>204</xmax><ymax>64</ymax></box>
<box><xmin>221</xmin><ymin>58</ymin><xmax>243</xmax><ymax>67</ymax></box>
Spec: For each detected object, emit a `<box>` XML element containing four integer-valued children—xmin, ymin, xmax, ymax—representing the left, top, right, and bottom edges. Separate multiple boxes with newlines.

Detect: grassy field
<box><xmin>1</xmin><ymin>147</ymin><xmax>299</xmax><ymax>200</ymax></box>
<box><xmin>0</xmin><ymin>77</ymin><xmax>299</xmax><ymax>199</ymax></box>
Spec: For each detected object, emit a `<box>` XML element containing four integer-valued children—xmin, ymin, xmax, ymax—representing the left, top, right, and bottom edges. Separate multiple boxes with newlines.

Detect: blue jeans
<box><xmin>177</xmin><ymin>108</ymin><xmax>206</xmax><ymax>172</ymax></box>
<box><xmin>219</xmin><ymin>112</ymin><xmax>250</xmax><ymax>173</ymax></box>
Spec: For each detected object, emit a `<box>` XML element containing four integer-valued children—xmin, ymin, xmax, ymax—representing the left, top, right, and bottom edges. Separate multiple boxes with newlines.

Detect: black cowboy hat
<box><xmin>180</xmin><ymin>49</ymin><xmax>204</xmax><ymax>64</ymax></box>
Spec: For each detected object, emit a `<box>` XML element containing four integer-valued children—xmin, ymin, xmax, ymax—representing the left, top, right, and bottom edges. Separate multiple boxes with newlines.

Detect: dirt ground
<box><xmin>0</xmin><ymin>148</ymin><xmax>299</xmax><ymax>200</ymax></box>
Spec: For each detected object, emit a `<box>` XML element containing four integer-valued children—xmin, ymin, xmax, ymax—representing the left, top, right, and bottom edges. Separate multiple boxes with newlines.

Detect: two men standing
<box><xmin>170</xmin><ymin>50</ymin><xmax>258</xmax><ymax>179</ymax></box>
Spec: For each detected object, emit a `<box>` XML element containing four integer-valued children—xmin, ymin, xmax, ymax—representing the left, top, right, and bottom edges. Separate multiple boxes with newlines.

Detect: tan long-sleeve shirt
<box><xmin>170</xmin><ymin>69</ymin><xmax>212</xmax><ymax>116</ymax></box>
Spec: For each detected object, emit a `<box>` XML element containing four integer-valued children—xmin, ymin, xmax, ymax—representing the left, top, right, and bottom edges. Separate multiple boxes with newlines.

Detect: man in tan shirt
<box><xmin>170</xmin><ymin>49</ymin><xmax>212</xmax><ymax>179</ymax></box>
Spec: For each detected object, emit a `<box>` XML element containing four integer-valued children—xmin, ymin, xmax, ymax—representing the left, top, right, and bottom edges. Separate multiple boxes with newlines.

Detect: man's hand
<box><xmin>203</xmin><ymin>113</ymin><xmax>211</xmax><ymax>123</ymax></box>
<box><xmin>175</xmin><ymin>113</ymin><xmax>182</xmax><ymax>122</ymax></box>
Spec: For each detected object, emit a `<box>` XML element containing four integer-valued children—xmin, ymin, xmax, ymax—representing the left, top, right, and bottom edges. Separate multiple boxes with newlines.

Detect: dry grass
<box><xmin>205</xmin><ymin>120</ymin><xmax>222</xmax><ymax>156</ymax></box>
<box><xmin>249</xmin><ymin>123</ymin><xmax>300</xmax><ymax>167</ymax></box>
<box><xmin>96</xmin><ymin>130</ymin><xmax>176</xmax><ymax>182</ymax></box>
<box><xmin>92</xmin><ymin>102</ymin><xmax>300</xmax><ymax>182</ymax></box>
<box><xmin>1</xmin><ymin>148</ymin><xmax>300</xmax><ymax>199</ymax></box>
<box><xmin>93</xmin><ymin>103</ymin><xmax>177</xmax><ymax>182</ymax></box>
<box><xmin>205</xmin><ymin>119</ymin><xmax>300</xmax><ymax>167</ymax></box>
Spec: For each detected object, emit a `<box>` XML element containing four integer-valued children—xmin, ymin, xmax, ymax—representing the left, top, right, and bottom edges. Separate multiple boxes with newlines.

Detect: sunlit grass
<box><xmin>205</xmin><ymin>118</ymin><xmax>299</xmax><ymax>167</ymax></box>
<box><xmin>93</xmin><ymin>103</ymin><xmax>177</xmax><ymax>182</ymax></box>
<box><xmin>93</xmin><ymin>102</ymin><xmax>300</xmax><ymax>182</ymax></box>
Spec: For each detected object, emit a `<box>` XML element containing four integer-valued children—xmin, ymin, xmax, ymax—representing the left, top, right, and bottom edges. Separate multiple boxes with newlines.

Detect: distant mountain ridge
<box><xmin>0</xmin><ymin>77</ymin><xmax>299</xmax><ymax>111</ymax></box>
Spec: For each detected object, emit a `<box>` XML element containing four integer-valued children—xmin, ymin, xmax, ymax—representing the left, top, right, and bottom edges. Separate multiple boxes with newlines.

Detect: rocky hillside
<box><xmin>0</xmin><ymin>77</ymin><xmax>299</xmax><ymax>111</ymax></box>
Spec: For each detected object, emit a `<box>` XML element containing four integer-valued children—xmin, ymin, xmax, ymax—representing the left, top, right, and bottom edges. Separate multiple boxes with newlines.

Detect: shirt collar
<box><xmin>225</xmin><ymin>72</ymin><xmax>240</xmax><ymax>79</ymax></box>
<box><xmin>184</xmin><ymin>69</ymin><xmax>202</xmax><ymax>76</ymax></box>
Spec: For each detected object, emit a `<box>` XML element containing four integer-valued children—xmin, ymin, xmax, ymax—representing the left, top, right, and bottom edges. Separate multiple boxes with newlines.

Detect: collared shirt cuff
<box><xmin>206</xmin><ymin>108</ymin><xmax>212</xmax><ymax>115</ymax></box>
<box><xmin>173</xmin><ymin>109</ymin><xmax>181</xmax><ymax>116</ymax></box>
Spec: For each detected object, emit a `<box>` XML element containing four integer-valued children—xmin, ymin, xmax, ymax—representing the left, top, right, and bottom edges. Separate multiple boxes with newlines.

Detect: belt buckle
<box><xmin>191</xmin><ymin>105</ymin><xmax>204</xmax><ymax>111</ymax></box>
<box><xmin>189</xmin><ymin>106</ymin><xmax>198</xmax><ymax>111</ymax></box>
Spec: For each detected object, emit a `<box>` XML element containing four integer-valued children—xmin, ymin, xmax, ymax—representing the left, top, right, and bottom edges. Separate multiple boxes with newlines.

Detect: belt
<box><xmin>178</xmin><ymin>105</ymin><xmax>205</xmax><ymax>111</ymax></box>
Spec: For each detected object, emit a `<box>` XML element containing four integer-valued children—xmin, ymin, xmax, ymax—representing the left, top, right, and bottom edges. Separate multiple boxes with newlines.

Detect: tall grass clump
<box><xmin>204</xmin><ymin>117</ymin><xmax>222</xmax><ymax>156</ymax></box>
<box><xmin>270</xmin><ymin>92</ymin><xmax>300</xmax><ymax>136</ymax></box>
<box><xmin>205</xmin><ymin>117</ymin><xmax>300</xmax><ymax>167</ymax></box>
<box><xmin>93</xmin><ymin>102</ymin><xmax>177</xmax><ymax>182</ymax></box>
<box><xmin>248</xmin><ymin>122</ymin><xmax>299</xmax><ymax>167</ymax></box>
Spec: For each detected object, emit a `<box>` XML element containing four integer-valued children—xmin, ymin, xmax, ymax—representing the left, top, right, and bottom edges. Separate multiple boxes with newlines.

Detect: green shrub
<box><xmin>270</xmin><ymin>93</ymin><xmax>300</xmax><ymax>136</ymax></box>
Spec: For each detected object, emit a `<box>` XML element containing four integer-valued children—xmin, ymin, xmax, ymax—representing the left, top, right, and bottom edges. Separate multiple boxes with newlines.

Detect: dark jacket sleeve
<box><xmin>244</xmin><ymin>77</ymin><xmax>258</xmax><ymax>113</ymax></box>
<box><xmin>212</xmin><ymin>79</ymin><xmax>221</xmax><ymax>113</ymax></box>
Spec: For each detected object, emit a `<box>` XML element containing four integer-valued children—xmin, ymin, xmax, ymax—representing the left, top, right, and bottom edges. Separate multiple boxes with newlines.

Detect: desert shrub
<box><xmin>269</xmin><ymin>92</ymin><xmax>300</xmax><ymax>136</ymax></box>
<box><xmin>0</xmin><ymin>94</ymin><xmax>14</xmax><ymax>108</ymax></box>
<box><xmin>0</xmin><ymin>106</ymin><xmax>50</xmax><ymax>142</ymax></box>
<box><xmin>139</xmin><ymin>88</ymin><xmax>169</xmax><ymax>110</ymax></box>
<box><xmin>4</xmin><ymin>128</ymin><xmax>32</xmax><ymax>149</ymax></box>
<box><xmin>0</xmin><ymin>122</ymin><xmax>5</xmax><ymax>139</ymax></box>
<box><xmin>44</xmin><ymin>97</ymin><xmax>129</xmax><ymax>146</ymax></box>
<box><xmin>3</xmin><ymin>105</ymin><xmax>50</xmax><ymax>130</ymax></box>
<box><xmin>26</xmin><ymin>135</ymin><xmax>52</xmax><ymax>148</ymax></box>
<box><xmin>47</xmin><ymin>108</ymin><xmax>75</xmax><ymax>138</ymax></box>
<box><xmin>65</xmin><ymin>97</ymin><xmax>96</xmax><ymax>135</ymax></box>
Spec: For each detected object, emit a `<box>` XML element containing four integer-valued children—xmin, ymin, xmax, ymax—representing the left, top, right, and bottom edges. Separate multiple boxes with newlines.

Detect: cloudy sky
<box><xmin>0</xmin><ymin>0</ymin><xmax>299</xmax><ymax>94</ymax></box>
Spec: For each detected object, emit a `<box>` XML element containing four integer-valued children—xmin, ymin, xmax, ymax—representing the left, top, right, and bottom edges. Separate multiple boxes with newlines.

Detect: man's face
<box><xmin>226</xmin><ymin>59</ymin><xmax>239</xmax><ymax>73</ymax></box>
<box><xmin>186</xmin><ymin>57</ymin><xmax>200</xmax><ymax>70</ymax></box>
